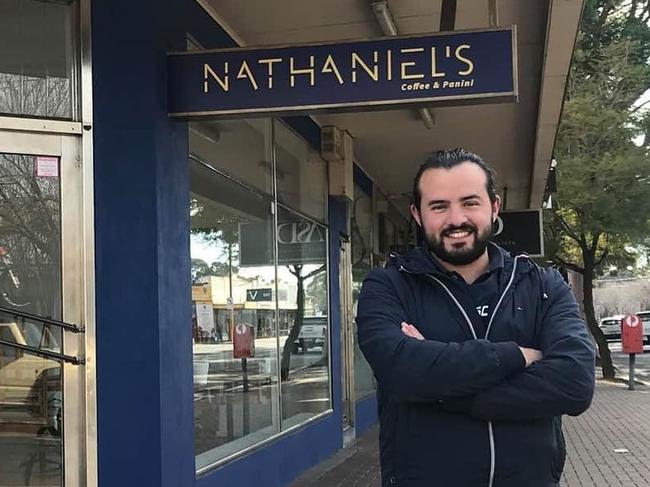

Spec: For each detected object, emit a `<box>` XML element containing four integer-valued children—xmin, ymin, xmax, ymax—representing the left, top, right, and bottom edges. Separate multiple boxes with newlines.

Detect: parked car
<box><xmin>0</xmin><ymin>321</ymin><xmax>61</xmax><ymax>434</ymax></box>
<box><xmin>599</xmin><ymin>315</ymin><xmax>624</xmax><ymax>340</ymax></box>
<box><xmin>294</xmin><ymin>316</ymin><xmax>327</xmax><ymax>353</ymax></box>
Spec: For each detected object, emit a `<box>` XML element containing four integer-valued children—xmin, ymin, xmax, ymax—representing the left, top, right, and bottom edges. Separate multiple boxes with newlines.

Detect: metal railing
<box><xmin>0</xmin><ymin>305</ymin><xmax>85</xmax><ymax>365</ymax></box>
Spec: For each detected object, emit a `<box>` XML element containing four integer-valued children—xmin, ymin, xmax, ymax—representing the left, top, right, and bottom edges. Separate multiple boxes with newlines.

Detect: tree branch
<box><xmin>555</xmin><ymin>212</ymin><xmax>583</xmax><ymax>245</ymax></box>
<box><xmin>554</xmin><ymin>256</ymin><xmax>585</xmax><ymax>274</ymax></box>
<box><xmin>305</xmin><ymin>265</ymin><xmax>326</xmax><ymax>280</ymax></box>
<box><xmin>591</xmin><ymin>232</ymin><xmax>601</xmax><ymax>253</ymax></box>
<box><xmin>630</xmin><ymin>99</ymin><xmax>650</xmax><ymax>113</ymax></box>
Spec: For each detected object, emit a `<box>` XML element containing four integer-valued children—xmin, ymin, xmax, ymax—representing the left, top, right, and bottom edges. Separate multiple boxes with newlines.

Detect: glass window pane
<box><xmin>387</xmin><ymin>203</ymin><xmax>411</xmax><ymax>255</ymax></box>
<box><xmin>190</xmin><ymin>158</ymin><xmax>280</xmax><ymax>469</ymax></box>
<box><xmin>0</xmin><ymin>0</ymin><xmax>77</xmax><ymax>119</ymax></box>
<box><xmin>351</xmin><ymin>183</ymin><xmax>375</xmax><ymax>399</ymax></box>
<box><xmin>189</xmin><ymin>119</ymin><xmax>273</xmax><ymax>197</ymax></box>
<box><xmin>276</xmin><ymin>206</ymin><xmax>331</xmax><ymax>428</ymax></box>
<box><xmin>0</xmin><ymin>153</ymin><xmax>63</xmax><ymax>486</ymax></box>
<box><xmin>274</xmin><ymin>121</ymin><xmax>327</xmax><ymax>223</ymax></box>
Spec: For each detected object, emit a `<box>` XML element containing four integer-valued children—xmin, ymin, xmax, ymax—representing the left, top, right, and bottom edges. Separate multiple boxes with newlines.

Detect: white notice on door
<box><xmin>35</xmin><ymin>156</ymin><xmax>59</xmax><ymax>178</ymax></box>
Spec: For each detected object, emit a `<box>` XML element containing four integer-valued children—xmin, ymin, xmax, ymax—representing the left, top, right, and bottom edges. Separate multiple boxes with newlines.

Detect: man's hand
<box><xmin>519</xmin><ymin>347</ymin><xmax>543</xmax><ymax>367</ymax></box>
<box><xmin>401</xmin><ymin>322</ymin><xmax>425</xmax><ymax>341</ymax></box>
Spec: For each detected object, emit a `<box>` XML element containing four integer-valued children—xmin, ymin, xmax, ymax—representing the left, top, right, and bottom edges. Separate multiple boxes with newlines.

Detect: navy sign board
<box><xmin>168</xmin><ymin>27</ymin><xmax>517</xmax><ymax>118</ymax></box>
<box><xmin>239</xmin><ymin>219</ymin><xmax>326</xmax><ymax>267</ymax></box>
<box><xmin>246</xmin><ymin>288</ymin><xmax>273</xmax><ymax>302</ymax></box>
<box><xmin>493</xmin><ymin>210</ymin><xmax>544</xmax><ymax>257</ymax></box>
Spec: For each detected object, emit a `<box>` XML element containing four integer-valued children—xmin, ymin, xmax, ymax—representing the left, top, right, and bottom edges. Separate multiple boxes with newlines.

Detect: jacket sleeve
<box><xmin>356</xmin><ymin>267</ymin><xmax>526</xmax><ymax>402</ymax></box>
<box><xmin>451</xmin><ymin>269</ymin><xmax>596</xmax><ymax>421</ymax></box>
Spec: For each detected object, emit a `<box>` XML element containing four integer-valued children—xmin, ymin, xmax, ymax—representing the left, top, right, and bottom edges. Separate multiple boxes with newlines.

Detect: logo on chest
<box><xmin>476</xmin><ymin>305</ymin><xmax>489</xmax><ymax>317</ymax></box>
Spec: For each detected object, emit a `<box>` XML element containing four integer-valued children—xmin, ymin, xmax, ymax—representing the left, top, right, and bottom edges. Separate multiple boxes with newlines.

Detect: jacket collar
<box><xmin>391</xmin><ymin>243</ymin><xmax>550</xmax><ymax>300</ymax></box>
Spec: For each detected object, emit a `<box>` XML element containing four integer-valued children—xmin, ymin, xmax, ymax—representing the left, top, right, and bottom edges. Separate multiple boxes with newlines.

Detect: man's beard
<box><xmin>424</xmin><ymin>221</ymin><xmax>493</xmax><ymax>266</ymax></box>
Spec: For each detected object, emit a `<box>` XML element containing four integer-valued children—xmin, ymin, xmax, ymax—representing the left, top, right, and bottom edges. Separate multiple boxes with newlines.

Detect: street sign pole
<box><xmin>242</xmin><ymin>356</ymin><xmax>250</xmax><ymax>434</ymax></box>
<box><xmin>629</xmin><ymin>353</ymin><xmax>636</xmax><ymax>391</ymax></box>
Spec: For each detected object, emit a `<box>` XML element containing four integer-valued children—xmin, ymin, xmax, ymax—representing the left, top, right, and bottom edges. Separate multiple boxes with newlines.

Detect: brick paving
<box><xmin>290</xmin><ymin>380</ymin><xmax>650</xmax><ymax>487</ymax></box>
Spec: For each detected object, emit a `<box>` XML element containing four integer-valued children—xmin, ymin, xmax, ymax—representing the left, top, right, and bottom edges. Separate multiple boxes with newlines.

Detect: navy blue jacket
<box><xmin>357</xmin><ymin>245</ymin><xmax>596</xmax><ymax>487</ymax></box>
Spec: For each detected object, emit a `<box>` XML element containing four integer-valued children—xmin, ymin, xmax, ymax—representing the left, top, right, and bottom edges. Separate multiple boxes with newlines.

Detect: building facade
<box><xmin>0</xmin><ymin>1</ymin><xmax>584</xmax><ymax>486</ymax></box>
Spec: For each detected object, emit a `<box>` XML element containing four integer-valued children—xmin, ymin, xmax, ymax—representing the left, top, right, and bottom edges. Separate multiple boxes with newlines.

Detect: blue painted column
<box><xmin>92</xmin><ymin>1</ymin><xmax>352</xmax><ymax>484</ymax></box>
<box><xmin>92</xmin><ymin>1</ymin><xmax>194</xmax><ymax>486</ymax></box>
<box><xmin>327</xmin><ymin>197</ymin><xmax>347</xmax><ymax>441</ymax></box>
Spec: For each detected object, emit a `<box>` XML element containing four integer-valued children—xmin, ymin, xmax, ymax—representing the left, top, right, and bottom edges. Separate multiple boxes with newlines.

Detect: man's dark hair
<box><xmin>412</xmin><ymin>148</ymin><xmax>498</xmax><ymax>211</ymax></box>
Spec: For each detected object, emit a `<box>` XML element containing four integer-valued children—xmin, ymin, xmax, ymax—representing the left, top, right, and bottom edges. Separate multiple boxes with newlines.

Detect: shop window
<box><xmin>275</xmin><ymin>205</ymin><xmax>330</xmax><ymax>429</ymax></box>
<box><xmin>274</xmin><ymin>122</ymin><xmax>327</xmax><ymax>223</ymax></box>
<box><xmin>191</xmin><ymin>159</ymin><xmax>279</xmax><ymax>469</ymax></box>
<box><xmin>351</xmin><ymin>183</ymin><xmax>375</xmax><ymax>399</ymax></box>
<box><xmin>0</xmin><ymin>0</ymin><xmax>78</xmax><ymax>120</ymax></box>
<box><xmin>376</xmin><ymin>194</ymin><xmax>410</xmax><ymax>265</ymax></box>
<box><xmin>190</xmin><ymin>119</ymin><xmax>274</xmax><ymax>197</ymax></box>
<box><xmin>189</xmin><ymin>118</ymin><xmax>331</xmax><ymax>471</ymax></box>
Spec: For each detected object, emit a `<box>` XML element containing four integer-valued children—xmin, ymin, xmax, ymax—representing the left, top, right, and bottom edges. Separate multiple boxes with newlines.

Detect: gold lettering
<box><xmin>204</xmin><ymin>63</ymin><xmax>228</xmax><ymax>92</ymax></box>
<box><xmin>446</xmin><ymin>46</ymin><xmax>451</xmax><ymax>58</ymax></box>
<box><xmin>387</xmin><ymin>49</ymin><xmax>392</xmax><ymax>80</ymax></box>
<box><xmin>352</xmin><ymin>51</ymin><xmax>379</xmax><ymax>82</ymax></box>
<box><xmin>430</xmin><ymin>47</ymin><xmax>446</xmax><ymax>78</ymax></box>
<box><xmin>258</xmin><ymin>57</ymin><xmax>282</xmax><ymax>88</ymax></box>
<box><xmin>237</xmin><ymin>60</ymin><xmax>259</xmax><ymax>90</ymax></box>
<box><xmin>290</xmin><ymin>56</ymin><xmax>315</xmax><ymax>87</ymax></box>
<box><xmin>400</xmin><ymin>47</ymin><xmax>425</xmax><ymax>80</ymax></box>
<box><xmin>321</xmin><ymin>54</ymin><xmax>344</xmax><ymax>84</ymax></box>
<box><xmin>455</xmin><ymin>44</ymin><xmax>474</xmax><ymax>75</ymax></box>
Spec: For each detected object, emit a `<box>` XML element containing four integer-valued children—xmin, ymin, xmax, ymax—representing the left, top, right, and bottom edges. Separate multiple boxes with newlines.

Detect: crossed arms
<box><xmin>356</xmin><ymin>268</ymin><xmax>596</xmax><ymax>422</ymax></box>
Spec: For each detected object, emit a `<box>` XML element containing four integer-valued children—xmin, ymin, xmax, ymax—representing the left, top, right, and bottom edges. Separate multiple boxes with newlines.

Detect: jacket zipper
<box><xmin>422</xmin><ymin>256</ymin><xmax>521</xmax><ymax>487</ymax></box>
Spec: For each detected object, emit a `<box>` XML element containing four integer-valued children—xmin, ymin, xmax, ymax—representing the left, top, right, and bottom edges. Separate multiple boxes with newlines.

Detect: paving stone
<box><xmin>290</xmin><ymin>380</ymin><xmax>650</xmax><ymax>487</ymax></box>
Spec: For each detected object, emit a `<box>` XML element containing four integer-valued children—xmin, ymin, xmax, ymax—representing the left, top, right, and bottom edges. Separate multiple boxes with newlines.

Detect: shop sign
<box><xmin>493</xmin><ymin>209</ymin><xmax>544</xmax><ymax>257</ymax></box>
<box><xmin>239</xmin><ymin>219</ymin><xmax>326</xmax><ymax>267</ymax></box>
<box><xmin>168</xmin><ymin>27</ymin><xmax>517</xmax><ymax>117</ymax></box>
<box><xmin>246</xmin><ymin>288</ymin><xmax>273</xmax><ymax>302</ymax></box>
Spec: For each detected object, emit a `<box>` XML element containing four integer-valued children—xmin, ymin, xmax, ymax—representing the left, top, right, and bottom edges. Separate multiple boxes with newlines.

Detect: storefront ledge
<box><xmin>0</xmin><ymin>116</ymin><xmax>83</xmax><ymax>135</ymax></box>
<box><xmin>196</xmin><ymin>408</ymin><xmax>335</xmax><ymax>477</ymax></box>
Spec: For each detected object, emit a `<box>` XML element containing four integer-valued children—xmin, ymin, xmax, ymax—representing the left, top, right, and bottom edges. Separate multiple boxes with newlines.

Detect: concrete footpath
<box><xmin>290</xmin><ymin>380</ymin><xmax>650</xmax><ymax>487</ymax></box>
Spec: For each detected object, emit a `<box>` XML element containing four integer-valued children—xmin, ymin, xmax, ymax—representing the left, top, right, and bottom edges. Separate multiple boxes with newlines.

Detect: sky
<box><xmin>633</xmin><ymin>88</ymin><xmax>650</xmax><ymax>146</ymax></box>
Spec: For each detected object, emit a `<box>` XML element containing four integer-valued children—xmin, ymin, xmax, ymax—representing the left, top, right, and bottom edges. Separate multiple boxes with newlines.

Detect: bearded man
<box><xmin>357</xmin><ymin>148</ymin><xmax>595</xmax><ymax>487</ymax></box>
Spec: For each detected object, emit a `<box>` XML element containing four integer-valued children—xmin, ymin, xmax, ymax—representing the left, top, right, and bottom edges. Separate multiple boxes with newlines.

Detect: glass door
<box><xmin>0</xmin><ymin>129</ymin><xmax>87</xmax><ymax>487</ymax></box>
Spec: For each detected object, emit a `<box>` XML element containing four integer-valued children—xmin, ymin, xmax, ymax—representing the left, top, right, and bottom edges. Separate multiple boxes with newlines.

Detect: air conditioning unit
<box><xmin>321</xmin><ymin>126</ymin><xmax>344</xmax><ymax>161</ymax></box>
<box><xmin>323</xmin><ymin>126</ymin><xmax>353</xmax><ymax>201</ymax></box>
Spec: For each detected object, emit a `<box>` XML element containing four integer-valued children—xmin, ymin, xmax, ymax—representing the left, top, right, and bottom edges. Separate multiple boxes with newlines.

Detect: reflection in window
<box><xmin>190</xmin><ymin>118</ymin><xmax>332</xmax><ymax>469</ymax></box>
<box><xmin>276</xmin><ymin>206</ymin><xmax>330</xmax><ymax>429</ymax></box>
<box><xmin>191</xmin><ymin>161</ymin><xmax>279</xmax><ymax>469</ymax></box>
<box><xmin>376</xmin><ymin>192</ymin><xmax>410</xmax><ymax>266</ymax></box>
<box><xmin>0</xmin><ymin>0</ymin><xmax>77</xmax><ymax>119</ymax></box>
<box><xmin>0</xmin><ymin>155</ymin><xmax>61</xmax><ymax>318</ymax></box>
<box><xmin>275</xmin><ymin>122</ymin><xmax>327</xmax><ymax>222</ymax></box>
<box><xmin>0</xmin><ymin>154</ymin><xmax>63</xmax><ymax>486</ymax></box>
<box><xmin>351</xmin><ymin>183</ymin><xmax>376</xmax><ymax>399</ymax></box>
<box><xmin>189</xmin><ymin>119</ymin><xmax>273</xmax><ymax>197</ymax></box>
